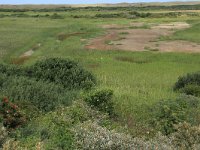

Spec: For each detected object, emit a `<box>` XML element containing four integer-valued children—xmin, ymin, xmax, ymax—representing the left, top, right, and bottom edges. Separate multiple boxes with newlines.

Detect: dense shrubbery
<box><xmin>0</xmin><ymin>58</ymin><xmax>96</xmax><ymax>90</ymax></box>
<box><xmin>172</xmin><ymin>122</ymin><xmax>200</xmax><ymax>149</ymax></box>
<box><xmin>85</xmin><ymin>89</ymin><xmax>114</xmax><ymax>115</ymax></box>
<box><xmin>0</xmin><ymin>63</ymin><xmax>24</xmax><ymax>77</ymax></box>
<box><xmin>150</xmin><ymin>95</ymin><xmax>200</xmax><ymax>135</ymax></box>
<box><xmin>10</xmin><ymin>101</ymin><xmax>109</xmax><ymax>150</ymax></box>
<box><xmin>174</xmin><ymin>72</ymin><xmax>200</xmax><ymax>97</ymax></box>
<box><xmin>129</xmin><ymin>11</ymin><xmax>151</xmax><ymax>18</ymax></box>
<box><xmin>95</xmin><ymin>13</ymin><xmax>125</xmax><ymax>18</ymax></box>
<box><xmin>73</xmin><ymin>121</ymin><xmax>175</xmax><ymax>150</ymax></box>
<box><xmin>0</xmin><ymin>73</ymin><xmax>74</xmax><ymax>112</ymax></box>
<box><xmin>180</xmin><ymin>84</ymin><xmax>200</xmax><ymax>97</ymax></box>
<box><xmin>174</xmin><ymin>72</ymin><xmax>200</xmax><ymax>90</ymax></box>
<box><xmin>27</xmin><ymin>58</ymin><xmax>96</xmax><ymax>90</ymax></box>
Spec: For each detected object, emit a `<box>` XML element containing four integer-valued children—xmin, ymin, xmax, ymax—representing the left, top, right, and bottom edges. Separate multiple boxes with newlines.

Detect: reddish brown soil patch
<box><xmin>85</xmin><ymin>22</ymin><xmax>200</xmax><ymax>53</ymax></box>
<box><xmin>15</xmin><ymin>43</ymin><xmax>41</xmax><ymax>65</ymax></box>
<box><xmin>115</xmin><ymin>56</ymin><xmax>151</xmax><ymax>64</ymax></box>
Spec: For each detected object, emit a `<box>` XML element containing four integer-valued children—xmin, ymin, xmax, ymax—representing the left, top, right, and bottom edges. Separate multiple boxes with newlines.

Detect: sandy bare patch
<box><xmin>20</xmin><ymin>50</ymin><xmax>34</xmax><ymax>58</ymax></box>
<box><xmin>85</xmin><ymin>22</ymin><xmax>200</xmax><ymax>53</ymax></box>
<box><xmin>151</xmin><ymin>41</ymin><xmax>200</xmax><ymax>53</ymax></box>
<box><xmin>112</xmin><ymin>28</ymin><xmax>173</xmax><ymax>51</ymax></box>
<box><xmin>101</xmin><ymin>24</ymin><xmax>126</xmax><ymax>29</ymax></box>
<box><xmin>129</xmin><ymin>22</ymin><xmax>146</xmax><ymax>27</ymax></box>
<box><xmin>15</xmin><ymin>43</ymin><xmax>41</xmax><ymax>65</ymax></box>
<box><xmin>85</xmin><ymin>31</ymin><xmax>119</xmax><ymax>50</ymax></box>
<box><xmin>151</xmin><ymin>22</ymin><xmax>190</xmax><ymax>30</ymax></box>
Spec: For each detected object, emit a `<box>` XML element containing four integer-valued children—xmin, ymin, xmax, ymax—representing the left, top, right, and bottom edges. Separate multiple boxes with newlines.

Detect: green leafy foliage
<box><xmin>27</xmin><ymin>58</ymin><xmax>96</xmax><ymax>90</ymax></box>
<box><xmin>150</xmin><ymin>95</ymin><xmax>200</xmax><ymax>135</ymax></box>
<box><xmin>85</xmin><ymin>89</ymin><xmax>114</xmax><ymax>115</ymax></box>
<box><xmin>0</xmin><ymin>73</ymin><xmax>75</xmax><ymax>112</ymax></box>
<box><xmin>15</xmin><ymin>111</ymin><xmax>74</xmax><ymax>150</ymax></box>
<box><xmin>174</xmin><ymin>72</ymin><xmax>200</xmax><ymax>90</ymax></box>
<box><xmin>180</xmin><ymin>84</ymin><xmax>200</xmax><ymax>97</ymax></box>
<box><xmin>0</xmin><ymin>58</ymin><xmax>96</xmax><ymax>90</ymax></box>
<box><xmin>13</xmin><ymin>100</ymin><xmax>109</xmax><ymax>150</ymax></box>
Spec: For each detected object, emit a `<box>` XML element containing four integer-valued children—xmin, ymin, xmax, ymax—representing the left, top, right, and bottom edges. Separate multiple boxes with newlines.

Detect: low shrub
<box><xmin>73</xmin><ymin>121</ymin><xmax>174</xmax><ymax>150</ymax></box>
<box><xmin>27</xmin><ymin>58</ymin><xmax>96</xmax><ymax>90</ymax></box>
<box><xmin>150</xmin><ymin>95</ymin><xmax>200</xmax><ymax>135</ymax></box>
<box><xmin>180</xmin><ymin>84</ymin><xmax>200</xmax><ymax>97</ymax></box>
<box><xmin>172</xmin><ymin>122</ymin><xmax>200</xmax><ymax>149</ymax></box>
<box><xmin>174</xmin><ymin>72</ymin><xmax>200</xmax><ymax>90</ymax></box>
<box><xmin>0</xmin><ymin>97</ymin><xmax>26</xmax><ymax>129</ymax></box>
<box><xmin>0</xmin><ymin>63</ymin><xmax>24</xmax><ymax>76</ymax></box>
<box><xmin>85</xmin><ymin>89</ymin><xmax>114</xmax><ymax>115</ymax></box>
<box><xmin>0</xmin><ymin>58</ymin><xmax>96</xmax><ymax>90</ymax></box>
<box><xmin>0</xmin><ymin>73</ymin><xmax>75</xmax><ymax>112</ymax></box>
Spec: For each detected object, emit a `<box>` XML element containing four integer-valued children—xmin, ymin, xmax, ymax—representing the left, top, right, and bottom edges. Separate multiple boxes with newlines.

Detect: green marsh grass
<box><xmin>0</xmin><ymin>10</ymin><xmax>200</xmax><ymax>127</ymax></box>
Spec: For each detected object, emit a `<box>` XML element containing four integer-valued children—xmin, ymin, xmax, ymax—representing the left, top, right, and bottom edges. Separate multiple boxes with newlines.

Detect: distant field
<box><xmin>0</xmin><ymin>5</ymin><xmax>200</xmax><ymax>127</ymax></box>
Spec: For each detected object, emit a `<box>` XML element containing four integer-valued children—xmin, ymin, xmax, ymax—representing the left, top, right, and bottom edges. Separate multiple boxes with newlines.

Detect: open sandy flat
<box><xmin>85</xmin><ymin>22</ymin><xmax>200</xmax><ymax>53</ymax></box>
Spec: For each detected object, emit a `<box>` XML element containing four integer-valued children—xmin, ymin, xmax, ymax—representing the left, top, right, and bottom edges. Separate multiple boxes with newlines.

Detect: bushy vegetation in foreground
<box><xmin>0</xmin><ymin>57</ymin><xmax>200</xmax><ymax>149</ymax></box>
<box><xmin>0</xmin><ymin>5</ymin><xmax>200</xmax><ymax>149</ymax></box>
<box><xmin>0</xmin><ymin>58</ymin><xmax>96</xmax><ymax>90</ymax></box>
<box><xmin>150</xmin><ymin>95</ymin><xmax>200</xmax><ymax>135</ymax></box>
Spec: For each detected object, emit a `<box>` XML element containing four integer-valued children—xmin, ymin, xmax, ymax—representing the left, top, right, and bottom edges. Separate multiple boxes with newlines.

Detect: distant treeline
<box><xmin>0</xmin><ymin>4</ymin><xmax>200</xmax><ymax>12</ymax></box>
<box><xmin>0</xmin><ymin>11</ymin><xmax>199</xmax><ymax>19</ymax></box>
<box><xmin>0</xmin><ymin>13</ymin><xmax>64</xmax><ymax>19</ymax></box>
<box><xmin>72</xmin><ymin>11</ymin><xmax>200</xmax><ymax>19</ymax></box>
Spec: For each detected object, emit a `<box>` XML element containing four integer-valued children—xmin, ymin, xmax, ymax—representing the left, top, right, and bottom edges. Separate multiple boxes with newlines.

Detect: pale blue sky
<box><xmin>0</xmin><ymin>0</ymin><xmax>194</xmax><ymax>5</ymax></box>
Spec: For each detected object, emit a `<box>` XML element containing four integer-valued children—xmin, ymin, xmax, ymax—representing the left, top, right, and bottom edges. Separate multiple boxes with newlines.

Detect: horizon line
<box><xmin>0</xmin><ymin>1</ymin><xmax>198</xmax><ymax>5</ymax></box>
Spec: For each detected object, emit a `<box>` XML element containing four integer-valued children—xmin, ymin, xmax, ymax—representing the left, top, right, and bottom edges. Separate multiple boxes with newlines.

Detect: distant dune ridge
<box><xmin>0</xmin><ymin>1</ymin><xmax>200</xmax><ymax>9</ymax></box>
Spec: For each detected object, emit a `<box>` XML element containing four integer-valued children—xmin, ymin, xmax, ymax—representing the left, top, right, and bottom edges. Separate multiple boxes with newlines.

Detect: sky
<box><xmin>0</xmin><ymin>0</ymin><xmax>195</xmax><ymax>5</ymax></box>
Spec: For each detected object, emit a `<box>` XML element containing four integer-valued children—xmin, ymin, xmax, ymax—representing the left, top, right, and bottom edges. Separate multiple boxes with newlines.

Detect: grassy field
<box><xmin>0</xmin><ymin>7</ymin><xmax>200</xmax><ymax>136</ymax></box>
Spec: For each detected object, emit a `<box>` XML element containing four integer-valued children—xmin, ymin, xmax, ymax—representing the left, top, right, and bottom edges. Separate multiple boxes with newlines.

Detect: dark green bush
<box><xmin>27</xmin><ymin>58</ymin><xmax>96</xmax><ymax>90</ymax></box>
<box><xmin>150</xmin><ymin>95</ymin><xmax>200</xmax><ymax>135</ymax></box>
<box><xmin>0</xmin><ymin>73</ymin><xmax>75</xmax><ymax>112</ymax></box>
<box><xmin>0</xmin><ymin>63</ymin><xmax>24</xmax><ymax>76</ymax></box>
<box><xmin>85</xmin><ymin>89</ymin><xmax>114</xmax><ymax>115</ymax></box>
<box><xmin>180</xmin><ymin>84</ymin><xmax>200</xmax><ymax>97</ymax></box>
<box><xmin>174</xmin><ymin>72</ymin><xmax>200</xmax><ymax>90</ymax></box>
<box><xmin>0</xmin><ymin>58</ymin><xmax>96</xmax><ymax>90</ymax></box>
